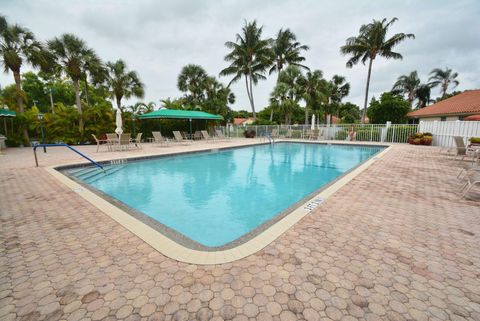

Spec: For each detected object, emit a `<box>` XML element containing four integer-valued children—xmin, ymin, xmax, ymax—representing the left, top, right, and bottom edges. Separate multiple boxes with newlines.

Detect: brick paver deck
<box><xmin>1</xmin><ymin>141</ymin><xmax>479</xmax><ymax>321</ymax></box>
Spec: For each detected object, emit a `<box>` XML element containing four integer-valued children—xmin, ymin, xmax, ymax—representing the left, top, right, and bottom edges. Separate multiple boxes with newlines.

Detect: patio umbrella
<box><xmin>311</xmin><ymin>114</ymin><xmax>315</xmax><ymax>130</ymax></box>
<box><xmin>115</xmin><ymin>109</ymin><xmax>123</xmax><ymax>135</ymax></box>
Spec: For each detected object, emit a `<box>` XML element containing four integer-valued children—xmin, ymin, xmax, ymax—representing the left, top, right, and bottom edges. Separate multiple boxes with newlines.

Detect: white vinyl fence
<box><xmin>216</xmin><ymin>121</ymin><xmax>480</xmax><ymax>147</ymax></box>
<box><xmin>419</xmin><ymin>121</ymin><xmax>480</xmax><ymax>147</ymax></box>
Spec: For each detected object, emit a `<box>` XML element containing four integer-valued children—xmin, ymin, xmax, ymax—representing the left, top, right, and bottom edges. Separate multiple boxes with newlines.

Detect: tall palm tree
<box><xmin>105</xmin><ymin>59</ymin><xmax>144</xmax><ymax>111</ymax></box>
<box><xmin>297</xmin><ymin>70</ymin><xmax>326</xmax><ymax>124</ymax></box>
<box><xmin>391</xmin><ymin>71</ymin><xmax>420</xmax><ymax>106</ymax></box>
<box><xmin>220</xmin><ymin>20</ymin><xmax>273</xmax><ymax>121</ymax></box>
<box><xmin>428</xmin><ymin>67</ymin><xmax>459</xmax><ymax>98</ymax></box>
<box><xmin>270</xmin><ymin>64</ymin><xmax>305</xmax><ymax>121</ymax></box>
<box><xmin>1</xmin><ymin>16</ymin><xmax>50</xmax><ymax>144</ymax></box>
<box><xmin>177</xmin><ymin>64</ymin><xmax>208</xmax><ymax>106</ymax></box>
<box><xmin>48</xmin><ymin>34</ymin><xmax>98</xmax><ymax>132</ymax></box>
<box><xmin>269</xmin><ymin>28</ymin><xmax>309</xmax><ymax>77</ymax></box>
<box><xmin>340</xmin><ymin>17</ymin><xmax>414</xmax><ymax>122</ymax></box>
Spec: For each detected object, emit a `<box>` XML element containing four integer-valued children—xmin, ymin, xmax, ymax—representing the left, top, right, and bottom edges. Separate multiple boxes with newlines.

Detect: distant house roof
<box><xmin>233</xmin><ymin>117</ymin><xmax>254</xmax><ymax>125</ymax></box>
<box><xmin>408</xmin><ymin>89</ymin><xmax>480</xmax><ymax>118</ymax></box>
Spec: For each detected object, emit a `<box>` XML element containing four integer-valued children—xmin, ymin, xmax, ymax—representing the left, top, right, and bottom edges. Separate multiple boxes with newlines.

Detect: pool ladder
<box><xmin>265</xmin><ymin>133</ymin><xmax>275</xmax><ymax>144</ymax></box>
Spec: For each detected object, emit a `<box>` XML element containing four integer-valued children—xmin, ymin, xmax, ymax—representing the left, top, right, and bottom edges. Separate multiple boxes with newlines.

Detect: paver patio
<box><xmin>1</xmin><ymin>141</ymin><xmax>479</xmax><ymax>321</ymax></box>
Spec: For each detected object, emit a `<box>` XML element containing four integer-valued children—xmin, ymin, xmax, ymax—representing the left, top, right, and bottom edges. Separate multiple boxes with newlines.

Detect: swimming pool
<box><xmin>65</xmin><ymin>142</ymin><xmax>384</xmax><ymax>248</ymax></box>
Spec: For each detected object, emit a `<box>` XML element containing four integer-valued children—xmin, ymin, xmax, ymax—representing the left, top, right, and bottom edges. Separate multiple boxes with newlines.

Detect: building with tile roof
<box><xmin>407</xmin><ymin>89</ymin><xmax>480</xmax><ymax>121</ymax></box>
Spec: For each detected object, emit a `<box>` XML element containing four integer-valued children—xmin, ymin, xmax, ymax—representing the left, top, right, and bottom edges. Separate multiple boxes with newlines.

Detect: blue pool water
<box><xmin>68</xmin><ymin>143</ymin><xmax>383</xmax><ymax>247</ymax></box>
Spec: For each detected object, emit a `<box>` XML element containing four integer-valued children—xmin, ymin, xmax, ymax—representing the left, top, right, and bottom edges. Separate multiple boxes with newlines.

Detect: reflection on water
<box><xmin>78</xmin><ymin>143</ymin><xmax>383</xmax><ymax>247</ymax></box>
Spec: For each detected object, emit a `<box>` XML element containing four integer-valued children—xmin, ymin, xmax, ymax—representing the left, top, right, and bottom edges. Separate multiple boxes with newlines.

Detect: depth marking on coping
<box><xmin>303</xmin><ymin>198</ymin><xmax>324</xmax><ymax>211</ymax></box>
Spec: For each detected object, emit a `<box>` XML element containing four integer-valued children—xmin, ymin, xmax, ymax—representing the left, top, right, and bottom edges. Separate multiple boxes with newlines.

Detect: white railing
<box><xmin>215</xmin><ymin>121</ymin><xmax>480</xmax><ymax>147</ymax></box>
<box><xmin>217</xmin><ymin>123</ymin><xmax>418</xmax><ymax>144</ymax></box>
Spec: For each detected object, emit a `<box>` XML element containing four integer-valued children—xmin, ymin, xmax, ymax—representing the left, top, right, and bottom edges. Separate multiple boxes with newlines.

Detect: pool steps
<box><xmin>70</xmin><ymin>165</ymin><xmax>126</xmax><ymax>183</ymax></box>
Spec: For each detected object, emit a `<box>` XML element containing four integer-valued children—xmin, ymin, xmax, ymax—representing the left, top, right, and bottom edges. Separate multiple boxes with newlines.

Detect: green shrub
<box><xmin>243</xmin><ymin>129</ymin><xmax>256</xmax><ymax>138</ymax></box>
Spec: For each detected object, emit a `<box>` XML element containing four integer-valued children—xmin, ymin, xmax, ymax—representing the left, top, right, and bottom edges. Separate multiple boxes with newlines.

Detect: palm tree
<box><xmin>270</xmin><ymin>82</ymin><xmax>298</xmax><ymax>125</ymax></box>
<box><xmin>415</xmin><ymin>84</ymin><xmax>433</xmax><ymax>108</ymax></box>
<box><xmin>324</xmin><ymin>75</ymin><xmax>350</xmax><ymax>123</ymax></box>
<box><xmin>428</xmin><ymin>67</ymin><xmax>459</xmax><ymax>98</ymax></box>
<box><xmin>269</xmin><ymin>28</ymin><xmax>309</xmax><ymax>77</ymax></box>
<box><xmin>48</xmin><ymin>34</ymin><xmax>99</xmax><ymax>132</ymax></box>
<box><xmin>340</xmin><ymin>17</ymin><xmax>415</xmax><ymax>122</ymax></box>
<box><xmin>105</xmin><ymin>59</ymin><xmax>144</xmax><ymax>111</ymax></box>
<box><xmin>82</xmin><ymin>51</ymin><xmax>106</xmax><ymax>107</ymax></box>
<box><xmin>220</xmin><ymin>20</ymin><xmax>272</xmax><ymax>121</ymax></box>
<box><xmin>177</xmin><ymin>64</ymin><xmax>208</xmax><ymax>107</ymax></box>
<box><xmin>297</xmin><ymin>70</ymin><xmax>326</xmax><ymax>124</ymax></box>
<box><xmin>391</xmin><ymin>71</ymin><xmax>420</xmax><ymax>106</ymax></box>
<box><xmin>0</xmin><ymin>16</ymin><xmax>50</xmax><ymax>144</ymax></box>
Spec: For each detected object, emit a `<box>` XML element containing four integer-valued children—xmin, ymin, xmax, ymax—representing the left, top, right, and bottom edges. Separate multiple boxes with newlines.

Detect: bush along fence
<box><xmin>216</xmin><ymin>121</ymin><xmax>480</xmax><ymax>147</ymax></box>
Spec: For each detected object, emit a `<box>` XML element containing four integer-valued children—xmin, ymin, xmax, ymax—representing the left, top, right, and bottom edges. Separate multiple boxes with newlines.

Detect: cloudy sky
<box><xmin>2</xmin><ymin>0</ymin><xmax>480</xmax><ymax>111</ymax></box>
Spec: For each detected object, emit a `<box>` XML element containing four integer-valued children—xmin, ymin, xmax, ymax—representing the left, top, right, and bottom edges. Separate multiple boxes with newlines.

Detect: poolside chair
<box><xmin>172</xmin><ymin>131</ymin><xmax>191</xmax><ymax>144</ymax></box>
<box><xmin>270</xmin><ymin>129</ymin><xmax>279</xmax><ymax>138</ymax></box>
<box><xmin>119</xmin><ymin>133</ymin><xmax>132</xmax><ymax>151</ymax></box>
<box><xmin>303</xmin><ymin>130</ymin><xmax>313</xmax><ymax>140</ymax></box>
<box><xmin>459</xmin><ymin>172</ymin><xmax>480</xmax><ymax>199</ymax></box>
<box><xmin>106</xmin><ymin>133</ymin><xmax>119</xmax><ymax>151</ymax></box>
<box><xmin>91</xmin><ymin>134</ymin><xmax>108</xmax><ymax>152</ymax></box>
<box><xmin>193</xmin><ymin>131</ymin><xmax>203</xmax><ymax>140</ymax></box>
<box><xmin>215</xmin><ymin>129</ymin><xmax>230</xmax><ymax>141</ymax></box>
<box><xmin>453</xmin><ymin>136</ymin><xmax>478</xmax><ymax>162</ymax></box>
<box><xmin>130</xmin><ymin>133</ymin><xmax>143</xmax><ymax>149</ymax></box>
<box><xmin>284</xmin><ymin>129</ymin><xmax>293</xmax><ymax>139</ymax></box>
<box><xmin>201</xmin><ymin>130</ymin><xmax>216</xmax><ymax>142</ymax></box>
<box><xmin>152</xmin><ymin>131</ymin><xmax>169</xmax><ymax>146</ymax></box>
<box><xmin>457</xmin><ymin>150</ymin><xmax>480</xmax><ymax>179</ymax></box>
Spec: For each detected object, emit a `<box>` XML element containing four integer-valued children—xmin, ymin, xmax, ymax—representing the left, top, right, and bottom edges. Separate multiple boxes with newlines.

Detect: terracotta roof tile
<box><xmin>407</xmin><ymin>89</ymin><xmax>480</xmax><ymax>117</ymax></box>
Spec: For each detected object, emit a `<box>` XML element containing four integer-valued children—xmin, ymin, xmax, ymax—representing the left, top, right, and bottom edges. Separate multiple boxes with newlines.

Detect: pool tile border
<box><xmin>46</xmin><ymin>141</ymin><xmax>392</xmax><ymax>264</ymax></box>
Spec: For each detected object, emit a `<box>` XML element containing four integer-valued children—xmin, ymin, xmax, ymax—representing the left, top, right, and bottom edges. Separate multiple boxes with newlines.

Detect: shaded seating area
<box><xmin>138</xmin><ymin>109</ymin><xmax>224</xmax><ymax>143</ymax></box>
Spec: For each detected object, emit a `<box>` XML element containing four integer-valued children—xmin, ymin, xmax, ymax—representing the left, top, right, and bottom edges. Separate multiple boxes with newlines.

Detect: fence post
<box><xmin>384</xmin><ymin>121</ymin><xmax>391</xmax><ymax>142</ymax></box>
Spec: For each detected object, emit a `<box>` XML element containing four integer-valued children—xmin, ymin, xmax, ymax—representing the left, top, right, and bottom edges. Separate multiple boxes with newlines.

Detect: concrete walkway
<box><xmin>1</xmin><ymin>141</ymin><xmax>479</xmax><ymax>321</ymax></box>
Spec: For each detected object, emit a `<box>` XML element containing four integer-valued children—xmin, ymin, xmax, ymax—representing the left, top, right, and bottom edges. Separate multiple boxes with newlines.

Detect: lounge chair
<box><xmin>459</xmin><ymin>172</ymin><xmax>480</xmax><ymax>199</ymax></box>
<box><xmin>284</xmin><ymin>129</ymin><xmax>293</xmax><ymax>139</ymax></box>
<box><xmin>201</xmin><ymin>130</ymin><xmax>216</xmax><ymax>142</ymax></box>
<box><xmin>173</xmin><ymin>131</ymin><xmax>191</xmax><ymax>144</ymax></box>
<box><xmin>453</xmin><ymin>136</ymin><xmax>478</xmax><ymax>162</ymax></box>
<box><xmin>152</xmin><ymin>131</ymin><xmax>169</xmax><ymax>146</ymax></box>
<box><xmin>215</xmin><ymin>129</ymin><xmax>230</xmax><ymax>141</ymax></box>
<box><xmin>91</xmin><ymin>134</ymin><xmax>108</xmax><ymax>152</ymax></box>
<box><xmin>130</xmin><ymin>133</ymin><xmax>142</xmax><ymax>148</ymax></box>
<box><xmin>270</xmin><ymin>129</ymin><xmax>279</xmax><ymax>138</ymax></box>
<box><xmin>457</xmin><ymin>151</ymin><xmax>480</xmax><ymax>179</ymax></box>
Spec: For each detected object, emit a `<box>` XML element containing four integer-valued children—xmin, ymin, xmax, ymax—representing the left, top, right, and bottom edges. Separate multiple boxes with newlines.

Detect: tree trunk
<box><xmin>362</xmin><ymin>58</ymin><xmax>374</xmax><ymax>123</ymax></box>
<box><xmin>116</xmin><ymin>96</ymin><xmax>122</xmax><ymax>110</ymax></box>
<box><xmin>13</xmin><ymin>71</ymin><xmax>30</xmax><ymax>146</ymax></box>
<box><xmin>305</xmin><ymin>104</ymin><xmax>309</xmax><ymax>125</ymax></box>
<box><xmin>270</xmin><ymin>73</ymin><xmax>282</xmax><ymax>122</ymax></box>
<box><xmin>84</xmin><ymin>79</ymin><xmax>90</xmax><ymax>107</ymax></box>
<box><xmin>73</xmin><ymin>79</ymin><xmax>84</xmax><ymax>133</ymax></box>
<box><xmin>246</xmin><ymin>73</ymin><xmax>256</xmax><ymax>121</ymax></box>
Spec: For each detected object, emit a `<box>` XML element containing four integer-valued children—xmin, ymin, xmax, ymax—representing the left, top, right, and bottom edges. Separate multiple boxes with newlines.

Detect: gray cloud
<box><xmin>1</xmin><ymin>0</ymin><xmax>479</xmax><ymax>111</ymax></box>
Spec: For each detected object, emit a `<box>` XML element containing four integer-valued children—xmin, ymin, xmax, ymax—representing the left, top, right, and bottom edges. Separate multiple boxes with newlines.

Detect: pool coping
<box><xmin>46</xmin><ymin>140</ymin><xmax>393</xmax><ymax>264</ymax></box>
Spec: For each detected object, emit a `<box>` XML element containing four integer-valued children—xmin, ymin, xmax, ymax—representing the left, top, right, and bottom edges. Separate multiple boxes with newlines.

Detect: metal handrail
<box><xmin>33</xmin><ymin>143</ymin><xmax>104</xmax><ymax>170</ymax></box>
